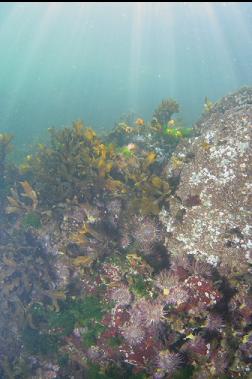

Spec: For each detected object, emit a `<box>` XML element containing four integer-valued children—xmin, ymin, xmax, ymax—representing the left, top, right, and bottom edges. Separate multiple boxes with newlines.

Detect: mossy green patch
<box><xmin>26</xmin><ymin>296</ymin><xmax>108</xmax><ymax>354</ymax></box>
<box><xmin>129</xmin><ymin>275</ymin><xmax>150</xmax><ymax>298</ymax></box>
<box><xmin>21</xmin><ymin>212</ymin><xmax>41</xmax><ymax>229</ymax></box>
<box><xmin>82</xmin><ymin>322</ymin><xmax>106</xmax><ymax>347</ymax></box>
<box><xmin>173</xmin><ymin>366</ymin><xmax>194</xmax><ymax>379</ymax></box>
<box><xmin>107</xmin><ymin>335</ymin><xmax>123</xmax><ymax>347</ymax></box>
<box><xmin>86</xmin><ymin>363</ymin><xmax>148</xmax><ymax>379</ymax></box>
<box><xmin>22</xmin><ymin>326</ymin><xmax>59</xmax><ymax>356</ymax></box>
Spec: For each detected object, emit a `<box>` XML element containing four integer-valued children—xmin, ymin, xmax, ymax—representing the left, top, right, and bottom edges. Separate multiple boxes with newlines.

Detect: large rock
<box><xmin>161</xmin><ymin>87</ymin><xmax>252</xmax><ymax>277</ymax></box>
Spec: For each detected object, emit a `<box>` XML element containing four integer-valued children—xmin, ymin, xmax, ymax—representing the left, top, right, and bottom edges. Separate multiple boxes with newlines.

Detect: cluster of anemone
<box><xmin>155</xmin><ymin>351</ymin><xmax>183</xmax><ymax>378</ymax></box>
<box><xmin>170</xmin><ymin>254</ymin><xmax>213</xmax><ymax>279</ymax></box>
<box><xmin>183</xmin><ymin>336</ymin><xmax>208</xmax><ymax>356</ymax></box>
<box><xmin>129</xmin><ymin>299</ymin><xmax>147</xmax><ymax>325</ymax></box>
<box><xmin>129</xmin><ymin>299</ymin><xmax>165</xmax><ymax>328</ymax></box>
<box><xmin>238</xmin><ymin>330</ymin><xmax>252</xmax><ymax>358</ymax></box>
<box><xmin>119</xmin><ymin>230</ymin><xmax>132</xmax><ymax>250</ymax></box>
<box><xmin>143</xmin><ymin>300</ymin><xmax>165</xmax><ymax>327</ymax></box>
<box><xmin>189</xmin><ymin>258</ymin><xmax>213</xmax><ymax>278</ymax></box>
<box><xmin>205</xmin><ymin>313</ymin><xmax>225</xmax><ymax>332</ymax></box>
<box><xmin>120</xmin><ymin>322</ymin><xmax>145</xmax><ymax>346</ymax></box>
<box><xmin>154</xmin><ymin>269</ymin><xmax>178</xmax><ymax>291</ymax></box>
<box><xmin>164</xmin><ymin>286</ymin><xmax>189</xmax><ymax>306</ymax></box>
<box><xmin>132</xmin><ymin>216</ymin><xmax>163</xmax><ymax>252</ymax></box>
<box><xmin>110</xmin><ymin>284</ymin><xmax>132</xmax><ymax>306</ymax></box>
<box><xmin>211</xmin><ymin>349</ymin><xmax>229</xmax><ymax>375</ymax></box>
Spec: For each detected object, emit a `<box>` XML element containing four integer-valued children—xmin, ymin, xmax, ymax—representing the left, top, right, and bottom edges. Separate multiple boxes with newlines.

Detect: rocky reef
<box><xmin>163</xmin><ymin>87</ymin><xmax>252</xmax><ymax>277</ymax></box>
<box><xmin>0</xmin><ymin>89</ymin><xmax>251</xmax><ymax>378</ymax></box>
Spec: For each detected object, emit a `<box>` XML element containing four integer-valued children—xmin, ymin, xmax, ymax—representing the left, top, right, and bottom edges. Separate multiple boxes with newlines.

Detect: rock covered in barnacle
<box><xmin>161</xmin><ymin>87</ymin><xmax>252</xmax><ymax>277</ymax></box>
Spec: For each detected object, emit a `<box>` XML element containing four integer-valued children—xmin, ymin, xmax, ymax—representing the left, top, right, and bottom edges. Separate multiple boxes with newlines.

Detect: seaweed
<box><xmin>1</xmin><ymin>94</ymin><xmax>249</xmax><ymax>379</ymax></box>
<box><xmin>153</xmin><ymin>98</ymin><xmax>180</xmax><ymax>125</ymax></box>
<box><xmin>82</xmin><ymin>322</ymin><xmax>106</xmax><ymax>347</ymax></box>
<box><xmin>22</xmin><ymin>326</ymin><xmax>59</xmax><ymax>356</ymax></box>
<box><xmin>21</xmin><ymin>212</ymin><xmax>41</xmax><ymax>229</ymax></box>
<box><xmin>129</xmin><ymin>274</ymin><xmax>151</xmax><ymax>298</ymax></box>
<box><xmin>173</xmin><ymin>366</ymin><xmax>195</xmax><ymax>379</ymax></box>
<box><xmin>86</xmin><ymin>363</ymin><xmax>148</xmax><ymax>379</ymax></box>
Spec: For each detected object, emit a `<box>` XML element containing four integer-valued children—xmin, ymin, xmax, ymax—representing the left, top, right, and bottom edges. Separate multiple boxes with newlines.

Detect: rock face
<box><xmin>162</xmin><ymin>87</ymin><xmax>252</xmax><ymax>276</ymax></box>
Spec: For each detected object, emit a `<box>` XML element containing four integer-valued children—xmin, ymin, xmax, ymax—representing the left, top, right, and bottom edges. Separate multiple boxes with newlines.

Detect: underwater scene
<box><xmin>0</xmin><ymin>2</ymin><xmax>252</xmax><ymax>379</ymax></box>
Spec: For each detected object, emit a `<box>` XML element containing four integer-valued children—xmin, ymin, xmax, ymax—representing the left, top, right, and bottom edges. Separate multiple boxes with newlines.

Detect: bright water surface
<box><xmin>0</xmin><ymin>2</ymin><xmax>252</xmax><ymax>153</ymax></box>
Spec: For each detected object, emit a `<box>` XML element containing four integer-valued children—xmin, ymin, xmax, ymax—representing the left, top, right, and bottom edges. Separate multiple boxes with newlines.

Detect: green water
<box><xmin>0</xmin><ymin>2</ymin><xmax>252</xmax><ymax>153</ymax></box>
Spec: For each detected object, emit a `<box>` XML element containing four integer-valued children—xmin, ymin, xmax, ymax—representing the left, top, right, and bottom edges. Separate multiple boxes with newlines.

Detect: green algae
<box><xmin>22</xmin><ymin>326</ymin><xmax>59</xmax><ymax>356</ymax></box>
<box><xmin>21</xmin><ymin>212</ymin><xmax>41</xmax><ymax>229</ymax></box>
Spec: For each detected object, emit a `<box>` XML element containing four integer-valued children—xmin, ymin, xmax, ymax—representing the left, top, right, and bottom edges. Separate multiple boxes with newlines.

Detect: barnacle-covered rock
<box><xmin>162</xmin><ymin>87</ymin><xmax>252</xmax><ymax>277</ymax></box>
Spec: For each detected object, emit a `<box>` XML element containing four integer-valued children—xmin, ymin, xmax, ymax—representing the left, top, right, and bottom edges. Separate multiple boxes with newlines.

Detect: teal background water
<box><xmin>0</xmin><ymin>2</ymin><xmax>252</xmax><ymax>154</ymax></box>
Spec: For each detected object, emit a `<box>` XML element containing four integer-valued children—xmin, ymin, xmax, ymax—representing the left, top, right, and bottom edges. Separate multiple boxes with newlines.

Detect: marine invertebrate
<box><xmin>154</xmin><ymin>269</ymin><xmax>178</xmax><ymax>293</ymax></box>
<box><xmin>130</xmin><ymin>299</ymin><xmax>165</xmax><ymax>327</ymax></box>
<box><xmin>110</xmin><ymin>285</ymin><xmax>132</xmax><ymax>307</ymax></box>
<box><xmin>205</xmin><ymin>313</ymin><xmax>224</xmax><ymax>332</ymax></box>
<box><xmin>189</xmin><ymin>258</ymin><xmax>213</xmax><ymax>278</ymax></box>
<box><xmin>120</xmin><ymin>322</ymin><xmax>145</xmax><ymax>346</ymax></box>
<box><xmin>130</xmin><ymin>299</ymin><xmax>149</xmax><ymax>325</ymax></box>
<box><xmin>211</xmin><ymin>349</ymin><xmax>229</xmax><ymax>375</ymax></box>
<box><xmin>164</xmin><ymin>286</ymin><xmax>189</xmax><ymax>307</ymax></box>
<box><xmin>119</xmin><ymin>232</ymin><xmax>132</xmax><ymax>250</ymax></box>
<box><xmin>143</xmin><ymin>300</ymin><xmax>165</xmax><ymax>327</ymax></box>
<box><xmin>106</xmin><ymin>198</ymin><xmax>122</xmax><ymax>219</ymax></box>
<box><xmin>132</xmin><ymin>216</ymin><xmax>162</xmax><ymax>251</ymax></box>
<box><xmin>156</xmin><ymin>351</ymin><xmax>183</xmax><ymax>376</ymax></box>
<box><xmin>238</xmin><ymin>331</ymin><xmax>252</xmax><ymax>360</ymax></box>
<box><xmin>184</xmin><ymin>336</ymin><xmax>209</xmax><ymax>357</ymax></box>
